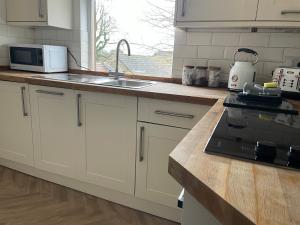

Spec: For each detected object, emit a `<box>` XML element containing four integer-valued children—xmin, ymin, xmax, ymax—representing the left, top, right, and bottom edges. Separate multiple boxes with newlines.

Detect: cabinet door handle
<box><xmin>39</xmin><ymin>0</ymin><xmax>44</xmax><ymax>18</ymax></box>
<box><xmin>154</xmin><ymin>110</ymin><xmax>194</xmax><ymax>119</ymax></box>
<box><xmin>76</xmin><ymin>94</ymin><xmax>82</xmax><ymax>127</ymax></box>
<box><xmin>281</xmin><ymin>10</ymin><xmax>300</xmax><ymax>15</ymax></box>
<box><xmin>181</xmin><ymin>0</ymin><xmax>186</xmax><ymax>17</ymax></box>
<box><xmin>139</xmin><ymin>126</ymin><xmax>145</xmax><ymax>162</ymax></box>
<box><xmin>21</xmin><ymin>86</ymin><xmax>28</xmax><ymax>117</ymax></box>
<box><xmin>36</xmin><ymin>90</ymin><xmax>64</xmax><ymax>96</ymax></box>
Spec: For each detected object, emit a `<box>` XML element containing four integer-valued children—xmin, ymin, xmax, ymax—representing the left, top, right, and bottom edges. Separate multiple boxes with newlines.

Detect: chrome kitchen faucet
<box><xmin>111</xmin><ymin>39</ymin><xmax>131</xmax><ymax>80</ymax></box>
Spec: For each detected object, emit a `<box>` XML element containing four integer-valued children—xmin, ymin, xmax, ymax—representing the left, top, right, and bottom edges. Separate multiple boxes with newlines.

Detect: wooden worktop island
<box><xmin>169</xmin><ymin>99</ymin><xmax>300</xmax><ymax>225</ymax></box>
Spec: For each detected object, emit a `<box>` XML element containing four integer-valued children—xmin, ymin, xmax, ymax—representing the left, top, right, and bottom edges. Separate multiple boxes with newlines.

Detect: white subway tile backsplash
<box><xmin>173</xmin><ymin>28</ymin><xmax>300</xmax><ymax>82</ymax></box>
<box><xmin>0</xmin><ymin>57</ymin><xmax>9</xmax><ymax>65</ymax></box>
<box><xmin>42</xmin><ymin>29</ymin><xmax>58</xmax><ymax>40</ymax></box>
<box><xmin>57</xmin><ymin>30</ymin><xmax>74</xmax><ymax>41</ymax></box>
<box><xmin>284</xmin><ymin>48</ymin><xmax>300</xmax><ymax>57</ymax></box>
<box><xmin>256</xmin><ymin>47</ymin><xmax>284</xmax><ymax>62</ymax></box>
<box><xmin>198</xmin><ymin>46</ymin><xmax>224</xmax><ymax>59</ymax></box>
<box><xmin>172</xmin><ymin>57</ymin><xmax>184</xmax><ymax>71</ymax></box>
<box><xmin>0</xmin><ymin>46</ymin><xmax>8</xmax><ymax>57</ymax></box>
<box><xmin>173</xmin><ymin>45</ymin><xmax>198</xmax><ymax>58</ymax></box>
<box><xmin>183</xmin><ymin>58</ymin><xmax>208</xmax><ymax>67</ymax></box>
<box><xmin>0</xmin><ymin>24</ymin><xmax>7</xmax><ymax>36</ymax></box>
<box><xmin>7</xmin><ymin>26</ymin><xmax>25</xmax><ymax>38</ymax></box>
<box><xmin>175</xmin><ymin>28</ymin><xmax>187</xmax><ymax>45</ymax></box>
<box><xmin>186</xmin><ymin>32</ymin><xmax>212</xmax><ymax>46</ymax></box>
<box><xmin>172</xmin><ymin>69</ymin><xmax>183</xmax><ymax>78</ymax></box>
<box><xmin>208</xmin><ymin>59</ymin><xmax>232</xmax><ymax>74</ymax></box>
<box><xmin>262</xmin><ymin>62</ymin><xmax>284</xmax><ymax>77</ymax></box>
<box><xmin>269</xmin><ymin>33</ymin><xmax>300</xmax><ymax>48</ymax></box>
<box><xmin>239</xmin><ymin>33</ymin><xmax>270</xmax><ymax>47</ymax></box>
<box><xmin>212</xmin><ymin>33</ymin><xmax>240</xmax><ymax>46</ymax></box>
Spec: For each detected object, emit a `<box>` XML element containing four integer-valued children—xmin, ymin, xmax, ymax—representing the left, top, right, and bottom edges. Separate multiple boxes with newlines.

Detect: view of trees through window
<box><xmin>95</xmin><ymin>0</ymin><xmax>175</xmax><ymax>77</ymax></box>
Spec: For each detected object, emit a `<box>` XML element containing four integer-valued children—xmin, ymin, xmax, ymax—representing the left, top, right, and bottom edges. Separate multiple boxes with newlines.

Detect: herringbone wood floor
<box><xmin>0</xmin><ymin>166</ymin><xmax>179</xmax><ymax>225</ymax></box>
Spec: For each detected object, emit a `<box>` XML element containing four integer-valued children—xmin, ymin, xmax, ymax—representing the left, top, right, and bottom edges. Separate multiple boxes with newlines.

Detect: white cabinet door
<box><xmin>30</xmin><ymin>85</ymin><xmax>85</xmax><ymax>180</ymax></box>
<box><xmin>6</xmin><ymin>0</ymin><xmax>47</xmax><ymax>22</ymax></box>
<box><xmin>83</xmin><ymin>92</ymin><xmax>137</xmax><ymax>195</ymax></box>
<box><xmin>257</xmin><ymin>0</ymin><xmax>300</xmax><ymax>21</ymax></box>
<box><xmin>136</xmin><ymin>122</ymin><xmax>189</xmax><ymax>207</ymax></box>
<box><xmin>176</xmin><ymin>0</ymin><xmax>258</xmax><ymax>22</ymax></box>
<box><xmin>0</xmin><ymin>81</ymin><xmax>33</xmax><ymax>166</ymax></box>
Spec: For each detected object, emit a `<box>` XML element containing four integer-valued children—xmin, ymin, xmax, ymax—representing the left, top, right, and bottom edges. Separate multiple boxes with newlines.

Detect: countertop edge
<box><xmin>0</xmin><ymin>71</ymin><xmax>227</xmax><ymax>105</ymax></box>
<box><xmin>168</xmin><ymin>100</ymin><xmax>255</xmax><ymax>225</ymax></box>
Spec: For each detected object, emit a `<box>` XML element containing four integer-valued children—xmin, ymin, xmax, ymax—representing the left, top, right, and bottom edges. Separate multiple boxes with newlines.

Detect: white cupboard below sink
<box><xmin>0</xmin><ymin>81</ymin><xmax>34</xmax><ymax>166</ymax></box>
<box><xmin>82</xmin><ymin>92</ymin><xmax>137</xmax><ymax>195</ymax></box>
<box><xmin>29</xmin><ymin>85</ymin><xmax>85</xmax><ymax>180</ymax></box>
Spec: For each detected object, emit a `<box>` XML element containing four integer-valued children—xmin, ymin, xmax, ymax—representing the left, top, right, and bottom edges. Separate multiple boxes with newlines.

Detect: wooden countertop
<box><xmin>169</xmin><ymin>99</ymin><xmax>300</xmax><ymax>225</ymax></box>
<box><xmin>0</xmin><ymin>70</ymin><xmax>227</xmax><ymax>105</ymax></box>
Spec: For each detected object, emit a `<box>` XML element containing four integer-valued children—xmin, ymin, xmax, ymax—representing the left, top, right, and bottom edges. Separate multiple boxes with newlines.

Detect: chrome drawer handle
<box><xmin>76</xmin><ymin>94</ymin><xmax>82</xmax><ymax>127</ymax></box>
<box><xmin>281</xmin><ymin>10</ymin><xmax>300</xmax><ymax>15</ymax></box>
<box><xmin>154</xmin><ymin>110</ymin><xmax>194</xmax><ymax>119</ymax></box>
<box><xmin>21</xmin><ymin>86</ymin><xmax>28</xmax><ymax>117</ymax></box>
<box><xmin>139</xmin><ymin>126</ymin><xmax>145</xmax><ymax>162</ymax></box>
<box><xmin>36</xmin><ymin>90</ymin><xmax>64</xmax><ymax>96</ymax></box>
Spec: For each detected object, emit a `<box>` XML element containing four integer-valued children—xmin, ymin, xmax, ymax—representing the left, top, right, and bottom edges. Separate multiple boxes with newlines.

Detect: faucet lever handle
<box><xmin>109</xmin><ymin>72</ymin><xmax>125</xmax><ymax>80</ymax></box>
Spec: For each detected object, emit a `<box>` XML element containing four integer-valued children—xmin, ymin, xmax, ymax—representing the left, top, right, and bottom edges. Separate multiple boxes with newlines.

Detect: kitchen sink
<box><xmin>30</xmin><ymin>74</ymin><xmax>155</xmax><ymax>89</ymax></box>
<box><xmin>97</xmin><ymin>79</ymin><xmax>155</xmax><ymax>89</ymax></box>
<box><xmin>30</xmin><ymin>73</ymin><xmax>111</xmax><ymax>84</ymax></box>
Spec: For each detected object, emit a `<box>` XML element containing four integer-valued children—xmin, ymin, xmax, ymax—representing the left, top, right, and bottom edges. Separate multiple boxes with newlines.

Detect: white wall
<box><xmin>0</xmin><ymin>0</ymin><xmax>34</xmax><ymax>66</ymax></box>
<box><xmin>172</xmin><ymin>28</ymin><xmax>300</xmax><ymax>83</ymax></box>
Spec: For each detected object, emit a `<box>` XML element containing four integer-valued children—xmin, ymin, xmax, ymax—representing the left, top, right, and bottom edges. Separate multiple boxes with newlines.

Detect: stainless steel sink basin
<box><xmin>96</xmin><ymin>79</ymin><xmax>155</xmax><ymax>89</ymax></box>
<box><xmin>30</xmin><ymin>73</ymin><xmax>111</xmax><ymax>84</ymax></box>
<box><xmin>30</xmin><ymin>73</ymin><xmax>156</xmax><ymax>89</ymax></box>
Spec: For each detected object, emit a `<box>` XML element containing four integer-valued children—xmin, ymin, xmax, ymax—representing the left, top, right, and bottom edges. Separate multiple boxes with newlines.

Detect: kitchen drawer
<box><xmin>138</xmin><ymin>98</ymin><xmax>211</xmax><ymax>129</ymax></box>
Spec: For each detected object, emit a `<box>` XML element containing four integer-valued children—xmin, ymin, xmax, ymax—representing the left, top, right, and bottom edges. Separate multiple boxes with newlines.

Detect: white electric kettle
<box><xmin>228</xmin><ymin>48</ymin><xmax>259</xmax><ymax>91</ymax></box>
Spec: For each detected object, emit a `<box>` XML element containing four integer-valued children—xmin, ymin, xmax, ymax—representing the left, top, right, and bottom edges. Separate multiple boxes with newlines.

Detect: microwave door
<box><xmin>10</xmin><ymin>47</ymin><xmax>43</xmax><ymax>66</ymax></box>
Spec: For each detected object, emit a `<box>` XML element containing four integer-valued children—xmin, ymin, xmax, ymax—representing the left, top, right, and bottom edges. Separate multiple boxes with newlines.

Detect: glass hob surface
<box><xmin>205</xmin><ymin>107</ymin><xmax>300</xmax><ymax>171</ymax></box>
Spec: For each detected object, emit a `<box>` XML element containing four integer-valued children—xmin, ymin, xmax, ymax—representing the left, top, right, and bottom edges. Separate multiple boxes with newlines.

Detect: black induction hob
<box><xmin>205</xmin><ymin>96</ymin><xmax>300</xmax><ymax>171</ymax></box>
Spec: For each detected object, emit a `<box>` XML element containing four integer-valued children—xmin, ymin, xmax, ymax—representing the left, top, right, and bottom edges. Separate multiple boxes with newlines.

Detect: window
<box><xmin>94</xmin><ymin>0</ymin><xmax>175</xmax><ymax>78</ymax></box>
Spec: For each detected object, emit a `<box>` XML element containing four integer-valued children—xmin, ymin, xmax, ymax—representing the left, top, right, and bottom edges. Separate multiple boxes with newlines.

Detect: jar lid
<box><xmin>184</xmin><ymin>65</ymin><xmax>195</xmax><ymax>69</ymax></box>
<box><xmin>208</xmin><ymin>66</ymin><xmax>221</xmax><ymax>71</ymax></box>
<box><xmin>196</xmin><ymin>66</ymin><xmax>208</xmax><ymax>69</ymax></box>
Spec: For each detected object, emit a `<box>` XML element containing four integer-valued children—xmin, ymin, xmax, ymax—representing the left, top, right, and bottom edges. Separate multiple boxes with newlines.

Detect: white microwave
<box><xmin>9</xmin><ymin>44</ymin><xmax>68</xmax><ymax>73</ymax></box>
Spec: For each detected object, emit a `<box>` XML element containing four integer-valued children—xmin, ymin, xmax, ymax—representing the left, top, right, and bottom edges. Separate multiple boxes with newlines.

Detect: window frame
<box><xmin>89</xmin><ymin>0</ymin><xmax>176</xmax><ymax>79</ymax></box>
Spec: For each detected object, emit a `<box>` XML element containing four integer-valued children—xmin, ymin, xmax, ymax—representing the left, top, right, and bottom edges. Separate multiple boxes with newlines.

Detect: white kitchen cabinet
<box><xmin>6</xmin><ymin>0</ymin><xmax>72</xmax><ymax>29</ymax></box>
<box><xmin>29</xmin><ymin>85</ymin><xmax>85</xmax><ymax>180</ymax></box>
<box><xmin>0</xmin><ymin>81</ymin><xmax>33</xmax><ymax>166</ymax></box>
<box><xmin>176</xmin><ymin>0</ymin><xmax>258</xmax><ymax>22</ymax></box>
<box><xmin>175</xmin><ymin>0</ymin><xmax>300</xmax><ymax>28</ymax></box>
<box><xmin>135</xmin><ymin>122</ymin><xmax>189</xmax><ymax>208</ymax></box>
<box><xmin>257</xmin><ymin>0</ymin><xmax>300</xmax><ymax>21</ymax></box>
<box><xmin>82</xmin><ymin>92</ymin><xmax>137</xmax><ymax>195</ymax></box>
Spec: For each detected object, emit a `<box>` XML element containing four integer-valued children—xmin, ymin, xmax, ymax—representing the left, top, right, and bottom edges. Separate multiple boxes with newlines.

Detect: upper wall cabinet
<box><xmin>6</xmin><ymin>0</ymin><xmax>72</xmax><ymax>29</ymax></box>
<box><xmin>175</xmin><ymin>0</ymin><xmax>300</xmax><ymax>28</ymax></box>
<box><xmin>257</xmin><ymin>0</ymin><xmax>300</xmax><ymax>21</ymax></box>
<box><xmin>176</xmin><ymin>0</ymin><xmax>258</xmax><ymax>22</ymax></box>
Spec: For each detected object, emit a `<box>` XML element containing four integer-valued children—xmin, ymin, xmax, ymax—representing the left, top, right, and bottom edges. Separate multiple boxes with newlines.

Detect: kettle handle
<box><xmin>238</xmin><ymin>48</ymin><xmax>258</xmax><ymax>56</ymax></box>
<box><xmin>234</xmin><ymin>48</ymin><xmax>259</xmax><ymax>65</ymax></box>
